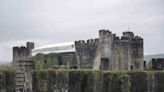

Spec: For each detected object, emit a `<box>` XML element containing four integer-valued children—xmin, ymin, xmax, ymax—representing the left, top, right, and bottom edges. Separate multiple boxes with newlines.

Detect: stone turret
<box><xmin>99</xmin><ymin>29</ymin><xmax>115</xmax><ymax>70</ymax></box>
<box><xmin>26</xmin><ymin>42</ymin><xmax>34</xmax><ymax>56</ymax></box>
<box><xmin>27</xmin><ymin>42</ymin><xmax>34</xmax><ymax>52</ymax></box>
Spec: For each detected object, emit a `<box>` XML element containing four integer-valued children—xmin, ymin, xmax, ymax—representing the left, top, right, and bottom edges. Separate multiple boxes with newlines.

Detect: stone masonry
<box><xmin>13</xmin><ymin>29</ymin><xmax>144</xmax><ymax>73</ymax></box>
<box><xmin>75</xmin><ymin>29</ymin><xmax>144</xmax><ymax>71</ymax></box>
<box><xmin>13</xmin><ymin>42</ymin><xmax>34</xmax><ymax>92</ymax></box>
<box><xmin>99</xmin><ymin>30</ymin><xmax>143</xmax><ymax>71</ymax></box>
<box><xmin>12</xmin><ymin>29</ymin><xmax>144</xmax><ymax>91</ymax></box>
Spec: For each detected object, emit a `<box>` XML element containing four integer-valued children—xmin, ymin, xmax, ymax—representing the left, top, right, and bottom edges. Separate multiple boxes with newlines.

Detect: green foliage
<box><xmin>147</xmin><ymin>60</ymin><xmax>153</xmax><ymax>71</ymax></box>
<box><xmin>34</xmin><ymin>53</ymin><xmax>58</xmax><ymax>70</ymax></box>
<box><xmin>0</xmin><ymin>65</ymin><xmax>15</xmax><ymax>71</ymax></box>
<box><xmin>128</xmin><ymin>71</ymin><xmax>147</xmax><ymax>92</ymax></box>
<box><xmin>33</xmin><ymin>71</ymin><xmax>48</xmax><ymax>92</ymax></box>
<box><xmin>0</xmin><ymin>70</ymin><xmax>5</xmax><ymax>90</ymax></box>
<box><xmin>32</xmin><ymin>70</ymin><xmax>164</xmax><ymax>92</ymax></box>
<box><xmin>0</xmin><ymin>69</ymin><xmax>16</xmax><ymax>92</ymax></box>
<box><xmin>59</xmin><ymin>65</ymin><xmax>68</xmax><ymax>69</ymax></box>
<box><xmin>102</xmin><ymin>72</ymin><xmax>127</xmax><ymax>92</ymax></box>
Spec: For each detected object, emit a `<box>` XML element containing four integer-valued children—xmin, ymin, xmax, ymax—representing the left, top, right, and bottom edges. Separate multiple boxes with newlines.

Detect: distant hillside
<box><xmin>144</xmin><ymin>54</ymin><xmax>164</xmax><ymax>62</ymax></box>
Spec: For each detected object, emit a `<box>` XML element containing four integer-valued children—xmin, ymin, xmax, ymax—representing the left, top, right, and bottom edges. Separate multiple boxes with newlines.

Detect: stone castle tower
<box><xmin>99</xmin><ymin>30</ymin><xmax>143</xmax><ymax>71</ymax></box>
<box><xmin>12</xmin><ymin>42</ymin><xmax>34</xmax><ymax>92</ymax></box>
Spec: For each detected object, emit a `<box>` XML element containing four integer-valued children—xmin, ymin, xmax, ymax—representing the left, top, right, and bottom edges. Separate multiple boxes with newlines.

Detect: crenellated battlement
<box><xmin>99</xmin><ymin>29</ymin><xmax>112</xmax><ymax>36</ymax></box>
<box><xmin>131</xmin><ymin>36</ymin><xmax>143</xmax><ymax>43</ymax></box>
<box><xmin>114</xmin><ymin>36</ymin><xmax>120</xmax><ymax>40</ymax></box>
<box><xmin>114</xmin><ymin>36</ymin><xmax>130</xmax><ymax>42</ymax></box>
<box><xmin>113</xmin><ymin>32</ymin><xmax>143</xmax><ymax>43</ymax></box>
<box><xmin>134</xmin><ymin>36</ymin><xmax>143</xmax><ymax>40</ymax></box>
<box><xmin>20</xmin><ymin>46</ymin><xmax>26</xmax><ymax>50</ymax></box>
<box><xmin>13</xmin><ymin>46</ymin><xmax>28</xmax><ymax>53</ymax></box>
<box><xmin>121</xmin><ymin>36</ymin><xmax>130</xmax><ymax>40</ymax></box>
<box><xmin>75</xmin><ymin>38</ymin><xmax>99</xmax><ymax>46</ymax></box>
<box><xmin>13</xmin><ymin>42</ymin><xmax>34</xmax><ymax>61</ymax></box>
<box><xmin>75</xmin><ymin>38</ymin><xmax>99</xmax><ymax>69</ymax></box>
<box><xmin>13</xmin><ymin>47</ymin><xmax>19</xmax><ymax>51</ymax></box>
<box><xmin>123</xmin><ymin>31</ymin><xmax>134</xmax><ymax>39</ymax></box>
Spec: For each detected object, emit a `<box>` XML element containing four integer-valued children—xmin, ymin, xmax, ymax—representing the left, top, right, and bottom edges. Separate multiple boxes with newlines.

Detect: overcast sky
<box><xmin>0</xmin><ymin>0</ymin><xmax>164</xmax><ymax>62</ymax></box>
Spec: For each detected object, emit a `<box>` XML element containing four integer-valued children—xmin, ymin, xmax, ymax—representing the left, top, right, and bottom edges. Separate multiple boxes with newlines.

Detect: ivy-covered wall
<box><xmin>32</xmin><ymin>70</ymin><xmax>164</xmax><ymax>92</ymax></box>
<box><xmin>0</xmin><ymin>69</ymin><xmax>16</xmax><ymax>92</ymax></box>
<box><xmin>34</xmin><ymin>53</ymin><xmax>76</xmax><ymax>70</ymax></box>
<box><xmin>34</xmin><ymin>53</ymin><xmax>59</xmax><ymax>70</ymax></box>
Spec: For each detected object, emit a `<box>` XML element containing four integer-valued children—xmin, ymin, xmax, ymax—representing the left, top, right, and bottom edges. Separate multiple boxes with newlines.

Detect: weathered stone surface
<box><xmin>12</xmin><ymin>30</ymin><xmax>145</xmax><ymax>91</ymax></box>
<box><xmin>151</xmin><ymin>58</ymin><xmax>164</xmax><ymax>70</ymax></box>
<box><xmin>48</xmin><ymin>70</ymin><xmax>68</xmax><ymax>92</ymax></box>
<box><xmin>0</xmin><ymin>69</ymin><xmax>16</xmax><ymax>92</ymax></box>
<box><xmin>13</xmin><ymin>30</ymin><xmax>144</xmax><ymax>72</ymax></box>
<box><xmin>128</xmin><ymin>72</ymin><xmax>147</xmax><ymax>92</ymax></box>
<box><xmin>32</xmin><ymin>70</ymin><xmax>164</xmax><ymax>92</ymax></box>
<box><xmin>75</xmin><ymin>39</ymin><xmax>99</xmax><ymax>69</ymax></box>
<box><xmin>99</xmin><ymin>30</ymin><xmax>144</xmax><ymax>71</ymax></box>
<box><xmin>154</xmin><ymin>72</ymin><xmax>164</xmax><ymax>92</ymax></box>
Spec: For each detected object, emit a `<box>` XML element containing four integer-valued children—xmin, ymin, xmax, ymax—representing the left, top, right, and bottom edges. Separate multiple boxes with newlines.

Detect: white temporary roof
<box><xmin>32</xmin><ymin>42</ymin><xmax>76</xmax><ymax>56</ymax></box>
<box><xmin>34</xmin><ymin>42</ymin><xmax>75</xmax><ymax>50</ymax></box>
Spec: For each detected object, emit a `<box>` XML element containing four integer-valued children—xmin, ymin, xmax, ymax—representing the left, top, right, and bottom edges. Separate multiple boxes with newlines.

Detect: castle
<box><xmin>12</xmin><ymin>29</ymin><xmax>144</xmax><ymax>91</ymax></box>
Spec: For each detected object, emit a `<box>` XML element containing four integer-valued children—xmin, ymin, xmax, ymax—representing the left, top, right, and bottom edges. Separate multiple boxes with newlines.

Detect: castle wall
<box><xmin>75</xmin><ymin>39</ymin><xmax>99</xmax><ymax>69</ymax></box>
<box><xmin>151</xmin><ymin>58</ymin><xmax>164</xmax><ymax>70</ymax></box>
<box><xmin>60</xmin><ymin>52</ymin><xmax>77</xmax><ymax>68</ymax></box>
<box><xmin>34</xmin><ymin>52</ymin><xmax>77</xmax><ymax>70</ymax></box>
<box><xmin>32</xmin><ymin>70</ymin><xmax>164</xmax><ymax>92</ymax></box>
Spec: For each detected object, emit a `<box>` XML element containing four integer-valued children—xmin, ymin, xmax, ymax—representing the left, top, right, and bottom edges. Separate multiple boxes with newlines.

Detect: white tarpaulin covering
<box><xmin>32</xmin><ymin>42</ymin><xmax>75</xmax><ymax>56</ymax></box>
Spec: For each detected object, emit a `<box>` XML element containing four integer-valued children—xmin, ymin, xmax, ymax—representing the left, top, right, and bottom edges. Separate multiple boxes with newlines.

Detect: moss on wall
<box><xmin>32</xmin><ymin>70</ymin><xmax>48</xmax><ymax>92</ymax></box>
<box><xmin>154</xmin><ymin>72</ymin><xmax>164</xmax><ymax>92</ymax></box>
<box><xmin>0</xmin><ymin>70</ymin><xmax>5</xmax><ymax>91</ymax></box>
<box><xmin>81</xmin><ymin>70</ymin><xmax>94</xmax><ymax>92</ymax></box>
<box><xmin>32</xmin><ymin>70</ymin><xmax>164</xmax><ymax>92</ymax></box>
<box><xmin>93</xmin><ymin>70</ymin><xmax>103</xmax><ymax>92</ymax></box>
<box><xmin>47</xmin><ymin>70</ymin><xmax>69</xmax><ymax>92</ymax></box>
<box><xmin>102</xmin><ymin>72</ymin><xmax>131</xmax><ymax>92</ymax></box>
<box><xmin>128</xmin><ymin>71</ymin><xmax>147</xmax><ymax>92</ymax></box>
<box><xmin>34</xmin><ymin>53</ymin><xmax>58</xmax><ymax>70</ymax></box>
<box><xmin>0</xmin><ymin>69</ymin><xmax>16</xmax><ymax>92</ymax></box>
